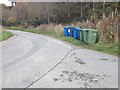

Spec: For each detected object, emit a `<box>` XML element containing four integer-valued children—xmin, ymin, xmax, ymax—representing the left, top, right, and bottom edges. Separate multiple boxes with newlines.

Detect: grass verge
<box><xmin>7</xmin><ymin>26</ymin><xmax>119</xmax><ymax>56</ymax></box>
<box><xmin>0</xmin><ymin>31</ymin><xmax>13</xmax><ymax>42</ymax></box>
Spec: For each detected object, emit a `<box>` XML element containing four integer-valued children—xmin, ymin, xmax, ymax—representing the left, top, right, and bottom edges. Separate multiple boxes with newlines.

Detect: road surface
<box><xmin>0</xmin><ymin>30</ymin><xmax>118</xmax><ymax>88</ymax></box>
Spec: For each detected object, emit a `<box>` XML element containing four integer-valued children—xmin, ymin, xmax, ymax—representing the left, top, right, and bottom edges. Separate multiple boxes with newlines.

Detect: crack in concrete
<box><xmin>24</xmin><ymin>48</ymin><xmax>75</xmax><ymax>90</ymax></box>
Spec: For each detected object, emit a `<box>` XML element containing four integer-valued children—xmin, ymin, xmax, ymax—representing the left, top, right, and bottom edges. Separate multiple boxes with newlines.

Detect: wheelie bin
<box><xmin>64</xmin><ymin>26</ymin><xmax>69</xmax><ymax>36</ymax></box>
<box><xmin>82</xmin><ymin>29</ymin><xmax>88</xmax><ymax>43</ymax></box>
<box><xmin>87</xmin><ymin>29</ymin><xmax>98</xmax><ymax>44</ymax></box>
<box><xmin>70</xmin><ymin>27</ymin><xmax>74</xmax><ymax>37</ymax></box>
<box><xmin>78</xmin><ymin>29</ymin><xmax>84</xmax><ymax>41</ymax></box>
<box><xmin>73</xmin><ymin>27</ymin><xmax>80</xmax><ymax>39</ymax></box>
<box><xmin>64</xmin><ymin>26</ymin><xmax>75</xmax><ymax>37</ymax></box>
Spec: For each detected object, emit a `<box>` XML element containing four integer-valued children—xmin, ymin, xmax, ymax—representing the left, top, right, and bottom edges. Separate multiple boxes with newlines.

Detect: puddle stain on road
<box><xmin>74</xmin><ymin>57</ymin><xmax>86</xmax><ymax>65</ymax></box>
<box><xmin>75</xmin><ymin>58</ymin><xmax>86</xmax><ymax>65</ymax></box>
<box><xmin>98</xmin><ymin>58</ymin><xmax>117</xmax><ymax>63</ymax></box>
<box><xmin>99</xmin><ymin>58</ymin><xmax>108</xmax><ymax>61</ymax></box>
<box><xmin>53</xmin><ymin>70</ymin><xmax>110</xmax><ymax>88</ymax></box>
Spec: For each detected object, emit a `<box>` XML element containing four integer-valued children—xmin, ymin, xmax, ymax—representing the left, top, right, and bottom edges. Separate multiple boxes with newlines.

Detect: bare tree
<box><xmin>102</xmin><ymin>0</ymin><xmax>106</xmax><ymax>19</ymax></box>
<box><xmin>46</xmin><ymin>3</ymin><xmax>50</xmax><ymax>23</ymax></box>
<box><xmin>65</xmin><ymin>2</ymin><xmax>71</xmax><ymax>17</ymax></box>
<box><xmin>92</xmin><ymin>0</ymin><xmax>95</xmax><ymax>21</ymax></box>
<box><xmin>81</xmin><ymin>2</ymin><xmax>83</xmax><ymax>18</ymax></box>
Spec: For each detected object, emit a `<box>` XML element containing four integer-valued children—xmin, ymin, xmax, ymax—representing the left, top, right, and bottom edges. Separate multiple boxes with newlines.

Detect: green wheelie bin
<box><xmin>78</xmin><ymin>29</ymin><xmax>84</xmax><ymax>41</ymax></box>
<box><xmin>82</xmin><ymin>29</ymin><xmax>88</xmax><ymax>43</ymax></box>
<box><xmin>87</xmin><ymin>29</ymin><xmax>98</xmax><ymax>44</ymax></box>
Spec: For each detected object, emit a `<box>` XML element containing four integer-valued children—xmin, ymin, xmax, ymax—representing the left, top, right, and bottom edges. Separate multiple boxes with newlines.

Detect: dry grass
<box><xmin>74</xmin><ymin>21</ymin><xmax>96</xmax><ymax>29</ymax></box>
<box><xmin>71</xmin><ymin>15</ymin><xmax>119</xmax><ymax>43</ymax></box>
<box><xmin>36</xmin><ymin>23</ymin><xmax>63</xmax><ymax>34</ymax></box>
<box><xmin>96</xmin><ymin>15</ymin><xmax>119</xmax><ymax>42</ymax></box>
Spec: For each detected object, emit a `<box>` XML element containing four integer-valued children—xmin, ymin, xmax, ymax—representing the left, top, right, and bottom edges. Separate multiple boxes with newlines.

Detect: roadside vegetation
<box><xmin>0</xmin><ymin>31</ymin><xmax>13</xmax><ymax>42</ymax></box>
<box><xmin>0</xmin><ymin>26</ymin><xmax>13</xmax><ymax>42</ymax></box>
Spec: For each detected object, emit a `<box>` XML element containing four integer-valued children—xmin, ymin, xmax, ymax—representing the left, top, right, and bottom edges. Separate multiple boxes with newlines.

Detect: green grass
<box><xmin>7</xmin><ymin>26</ymin><xmax>119</xmax><ymax>56</ymax></box>
<box><xmin>59</xmin><ymin>36</ymin><xmax>119</xmax><ymax>56</ymax></box>
<box><xmin>0</xmin><ymin>31</ymin><xmax>13</xmax><ymax>42</ymax></box>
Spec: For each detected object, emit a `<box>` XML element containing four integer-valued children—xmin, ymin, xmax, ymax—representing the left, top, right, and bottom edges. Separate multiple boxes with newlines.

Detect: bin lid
<box><xmin>87</xmin><ymin>29</ymin><xmax>98</xmax><ymax>32</ymax></box>
<box><xmin>64</xmin><ymin>26</ymin><xmax>71</xmax><ymax>29</ymax></box>
<box><xmin>81</xmin><ymin>28</ymin><xmax>98</xmax><ymax>31</ymax></box>
<box><xmin>73</xmin><ymin>27</ymin><xmax>80</xmax><ymax>30</ymax></box>
<box><xmin>81</xmin><ymin>28</ymin><xmax>88</xmax><ymax>31</ymax></box>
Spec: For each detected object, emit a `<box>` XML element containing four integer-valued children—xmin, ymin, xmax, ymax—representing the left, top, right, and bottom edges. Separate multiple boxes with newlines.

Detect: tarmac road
<box><xmin>1</xmin><ymin>30</ymin><xmax>118</xmax><ymax>88</ymax></box>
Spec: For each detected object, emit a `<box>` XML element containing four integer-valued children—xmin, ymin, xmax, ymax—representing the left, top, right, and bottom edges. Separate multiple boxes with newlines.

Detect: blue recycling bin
<box><xmin>64</xmin><ymin>26</ymin><xmax>71</xmax><ymax>36</ymax></box>
<box><xmin>67</xmin><ymin>27</ymin><xmax>71</xmax><ymax>36</ymax></box>
<box><xmin>73</xmin><ymin>27</ymin><xmax>80</xmax><ymax>39</ymax></box>
<box><xmin>64</xmin><ymin>26</ymin><xmax>68</xmax><ymax>36</ymax></box>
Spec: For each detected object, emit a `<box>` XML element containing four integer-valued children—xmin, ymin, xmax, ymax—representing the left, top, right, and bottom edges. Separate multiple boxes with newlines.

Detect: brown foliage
<box><xmin>7</xmin><ymin>16</ymin><xmax>16</xmax><ymax>24</ymax></box>
<box><xmin>36</xmin><ymin>23</ymin><xmax>63</xmax><ymax>34</ymax></box>
<box><xmin>96</xmin><ymin>15</ymin><xmax>119</xmax><ymax>42</ymax></box>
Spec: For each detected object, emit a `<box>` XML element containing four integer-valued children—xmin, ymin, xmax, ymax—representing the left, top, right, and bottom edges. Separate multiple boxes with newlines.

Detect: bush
<box><xmin>70</xmin><ymin>15</ymin><xmax>119</xmax><ymax>43</ymax></box>
<box><xmin>36</xmin><ymin>23</ymin><xmax>63</xmax><ymax>34</ymax></box>
<box><xmin>6</xmin><ymin>16</ymin><xmax>16</xmax><ymax>26</ymax></box>
<box><xmin>96</xmin><ymin>16</ymin><xmax>119</xmax><ymax>42</ymax></box>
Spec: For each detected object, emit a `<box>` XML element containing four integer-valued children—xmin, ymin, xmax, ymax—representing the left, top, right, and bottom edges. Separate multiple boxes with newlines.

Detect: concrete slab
<box><xmin>1</xmin><ymin>30</ymin><xmax>72</xmax><ymax>88</ymax></box>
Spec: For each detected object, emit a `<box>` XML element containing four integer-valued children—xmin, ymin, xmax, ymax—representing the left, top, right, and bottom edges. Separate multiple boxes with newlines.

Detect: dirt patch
<box><xmin>75</xmin><ymin>60</ymin><xmax>86</xmax><ymax>64</ymax></box>
<box><xmin>99</xmin><ymin>58</ymin><xmax>108</xmax><ymax>61</ymax></box>
<box><xmin>53</xmin><ymin>70</ymin><xmax>110</xmax><ymax>88</ymax></box>
<box><xmin>98</xmin><ymin>58</ymin><xmax>117</xmax><ymax>63</ymax></box>
<box><xmin>53</xmin><ymin>78</ymin><xmax>58</xmax><ymax>81</ymax></box>
<box><xmin>74</xmin><ymin>57</ymin><xmax>86</xmax><ymax>64</ymax></box>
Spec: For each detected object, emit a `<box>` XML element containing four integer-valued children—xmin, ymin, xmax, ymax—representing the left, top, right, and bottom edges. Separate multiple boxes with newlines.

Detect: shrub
<box><xmin>96</xmin><ymin>15</ymin><xmax>119</xmax><ymax>42</ymax></box>
<box><xmin>36</xmin><ymin>23</ymin><xmax>63</xmax><ymax>34</ymax></box>
<box><xmin>70</xmin><ymin>14</ymin><xmax>119</xmax><ymax>43</ymax></box>
<box><xmin>6</xmin><ymin>16</ymin><xmax>16</xmax><ymax>26</ymax></box>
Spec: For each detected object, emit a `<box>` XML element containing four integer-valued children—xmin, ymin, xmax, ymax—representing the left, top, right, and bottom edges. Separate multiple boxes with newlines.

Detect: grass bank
<box><xmin>7</xmin><ymin>26</ymin><xmax>119</xmax><ymax>56</ymax></box>
<box><xmin>0</xmin><ymin>31</ymin><xmax>13</xmax><ymax>42</ymax></box>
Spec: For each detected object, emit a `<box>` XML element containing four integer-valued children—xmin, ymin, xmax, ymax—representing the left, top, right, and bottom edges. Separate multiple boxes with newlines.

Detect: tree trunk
<box><xmin>65</xmin><ymin>2</ymin><xmax>70</xmax><ymax>17</ymax></box>
<box><xmin>92</xmin><ymin>0</ymin><xmax>95</xmax><ymax>22</ymax></box>
<box><xmin>103</xmin><ymin>0</ymin><xmax>105</xmax><ymax>9</ymax></box>
<box><xmin>103</xmin><ymin>0</ymin><xmax>105</xmax><ymax>19</ymax></box>
<box><xmin>81</xmin><ymin>2</ymin><xmax>83</xmax><ymax>18</ymax></box>
<box><xmin>114</xmin><ymin>16</ymin><xmax>119</xmax><ymax>42</ymax></box>
<box><xmin>46</xmin><ymin>3</ymin><xmax>50</xmax><ymax>24</ymax></box>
